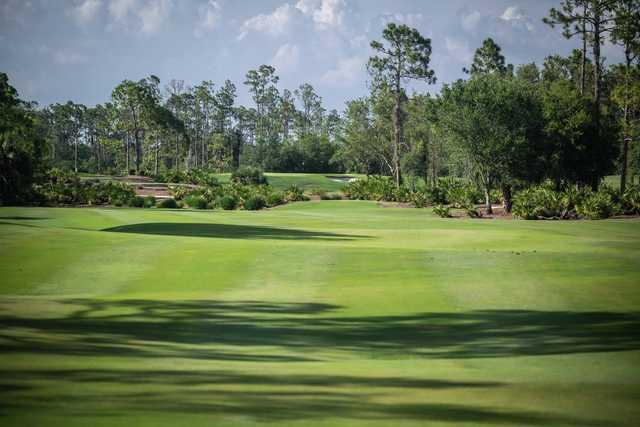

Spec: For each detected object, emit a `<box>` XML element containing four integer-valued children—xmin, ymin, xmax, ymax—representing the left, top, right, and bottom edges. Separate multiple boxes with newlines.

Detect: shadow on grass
<box><xmin>0</xmin><ymin>216</ymin><xmax>49</xmax><ymax>221</ymax></box>
<box><xmin>0</xmin><ymin>300</ymin><xmax>634</xmax><ymax>424</ymax></box>
<box><xmin>0</xmin><ymin>299</ymin><xmax>638</xmax><ymax>361</ymax></box>
<box><xmin>102</xmin><ymin>223</ymin><xmax>370</xmax><ymax>240</ymax></box>
<box><xmin>0</xmin><ymin>371</ymin><xmax>598</xmax><ymax>426</ymax></box>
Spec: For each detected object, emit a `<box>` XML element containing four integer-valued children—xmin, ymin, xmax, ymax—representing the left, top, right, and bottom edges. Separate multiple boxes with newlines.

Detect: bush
<box><xmin>266</xmin><ymin>192</ymin><xmax>285</xmax><ymax>207</ymax></box>
<box><xmin>512</xmin><ymin>183</ymin><xmax>621</xmax><ymax>220</ymax></box>
<box><xmin>231</xmin><ymin>166</ymin><xmax>267</xmax><ymax>185</ymax></box>
<box><xmin>432</xmin><ymin>204</ymin><xmax>451</xmax><ymax>218</ymax></box>
<box><xmin>411</xmin><ymin>191</ymin><xmax>430</xmax><ymax>208</ymax></box>
<box><xmin>36</xmin><ymin>170</ymin><xmax>136</xmax><ymax>206</ymax></box>
<box><xmin>158</xmin><ymin>198</ymin><xmax>179</xmax><ymax>209</ymax></box>
<box><xmin>185</xmin><ymin>195</ymin><xmax>208</xmax><ymax>209</ymax></box>
<box><xmin>284</xmin><ymin>184</ymin><xmax>308</xmax><ymax>202</ymax></box>
<box><xmin>130</xmin><ymin>196</ymin><xmax>145</xmax><ymax>208</ymax></box>
<box><xmin>320</xmin><ymin>192</ymin><xmax>342</xmax><ymax>200</ymax></box>
<box><xmin>309</xmin><ymin>188</ymin><xmax>327</xmax><ymax>197</ymax></box>
<box><xmin>621</xmin><ymin>184</ymin><xmax>640</xmax><ymax>215</ymax></box>
<box><xmin>243</xmin><ymin>195</ymin><xmax>266</xmax><ymax>210</ymax></box>
<box><xmin>512</xmin><ymin>185</ymin><xmax>577</xmax><ymax>219</ymax></box>
<box><xmin>576</xmin><ymin>191</ymin><xmax>617</xmax><ymax>219</ymax></box>
<box><xmin>217</xmin><ymin>195</ymin><xmax>237</xmax><ymax>210</ymax></box>
<box><xmin>143</xmin><ymin>195</ymin><xmax>156</xmax><ymax>208</ymax></box>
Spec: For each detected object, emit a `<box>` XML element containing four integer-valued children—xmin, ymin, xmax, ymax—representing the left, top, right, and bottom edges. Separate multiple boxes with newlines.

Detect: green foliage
<box><xmin>36</xmin><ymin>169</ymin><xmax>136</xmax><ymax>206</ymax></box>
<box><xmin>231</xmin><ymin>166</ymin><xmax>267</xmax><ymax>185</ymax></box>
<box><xmin>512</xmin><ymin>183</ymin><xmax>625</xmax><ymax>220</ymax></box>
<box><xmin>283</xmin><ymin>184</ymin><xmax>308</xmax><ymax>202</ymax></box>
<box><xmin>130</xmin><ymin>196</ymin><xmax>145</xmax><ymax>208</ymax></box>
<box><xmin>309</xmin><ymin>187</ymin><xmax>327</xmax><ymax>197</ymax></box>
<box><xmin>343</xmin><ymin>176</ymin><xmax>396</xmax><ymax>201</ymax></box>
<box><xmin>164</xmin><ymin>170</ymin><xmax>220</xmax><ymax>187</ymax></box>
<box><xmin>266</xmin><ymin>192</ymin><xmax>285</xmax><ymax>207</ymax></box>
<box><xmin>0</xmin><ymin>73</ymin><xmax>46</xmax><ymax>205</ymax></box>
<box><xmin>512</xmin><ymin>184</ymin><xmax>580</xmax><ymax>219</ymax></box>
<box><xmin>185</xmin><ymin>195</ymin><xmax>208</xmax><ymax>210</ymax></box>
<box><xmin>217</xmin><ymin>195</ymin><xmax>238</xmax><ymax>210</ymax></box>
<box><xmin>432</xmin><ymin>204</ymin><xmax>451</xmax><ymax>218</ymax></box>
<box><xmin>320</xmin><ymin>192</ymin><xmax>343</xmax><ymax>200</ymax></box>
<box><xmin>243</xmin><ymin>195</ymin><xmax>266</xmax><ymax>211</ymax></box>
<box><xmin>157</xmin><ymin>198</ymin><xmax>179</xmax><ymax>209</ymax></box>
<box><xmin>621</xmin><ymin>184</ymin><xmax>640</xmax><ymax>214</ymax></box>
<box><xmin>143</xmin><ymin>195</ymin><xmax>156</xmax><ymax>208</ymax></box>
<box><xmin>576</xmin><ymin>190</ymin><xmax>619</xmax><ymax>220</ymax></box>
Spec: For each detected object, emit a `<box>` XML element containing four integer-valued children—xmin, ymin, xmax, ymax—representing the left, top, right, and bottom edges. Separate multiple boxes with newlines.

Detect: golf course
<box><xmin>1</xmin><ymin>201</ymin><xmax>639</xmax><ymax>426</ymax></box>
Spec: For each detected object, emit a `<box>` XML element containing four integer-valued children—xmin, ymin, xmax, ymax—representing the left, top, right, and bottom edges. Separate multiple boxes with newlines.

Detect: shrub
<box><xmin>217</xmin><ymin>195</ymin><xmax>237</xmax><ymax>210</ymax></box>
<box><xmin>464</xmin><ymin>204</ymin><xmax>481</xmax><ymax>218</ymax></box>
<box><xmin>320</xmin><ymin>192</ymin><xmax>342</xmax><ymax>200</ymax></box>
<box><xmin>432</xmin><ymin>204</ymin><xmax>451</xmax><ymax>218</ymax></box>
<box><xmin>576</xmin><ymin>191</ymin><xmax>616</xmax><ymax>219</ymax></box>
<box><xmin>412</xmin><ymin>191</ymin><xmax>429</xmax><ymax>208</ymax></box>
<box><xmin>243</xmin><ymin>195</ymin><xmax>266</xmax><ymax>210</ymax></box>
<box><xmin>266</xmin><ymin>192</ymin><xmax>285</xmax><ymax>207</ymax></box>
<box><xmin>309</xmin><ymin>188</ymin><xmax>327</xmax><ymax>197</ymax></box>
<box><xmin>621</xmin><ymin>184</ymin><xmax>640</xmax><ymax>215</ymax></box>
<box><xmin>284</xmin><ymin>184</ymin><xmax>308</xmax><ymax>202</ymax></box>
<box><xmin>158</xmin><ymin>198</ymin><xmax>179</xmax><ymax>209</ymax></box>
<box><xmin>143</xmin><ymin>195</ymin><xmax>156</xmax><ymax>208</ymax></box>
<box><xmin>130</xmin><ymin>196</ymin><xmax>145</xmax><ymax>208</ymax></box>
<box><xmin>231</xmin><ymin>166</ymin><xmax>267</xmax><ymax>185</ymax></box>
<box><xmin>185</xmin><ymin>195</ymin><xmax>208</xmax><ymax>209</ymax></box>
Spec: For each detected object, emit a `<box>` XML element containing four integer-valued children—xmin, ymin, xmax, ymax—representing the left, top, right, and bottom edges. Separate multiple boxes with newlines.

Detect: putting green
<box><xmin>0</xmin><ymin>201</ymin><xmax>639</xmax><ymax>426</ymax></box>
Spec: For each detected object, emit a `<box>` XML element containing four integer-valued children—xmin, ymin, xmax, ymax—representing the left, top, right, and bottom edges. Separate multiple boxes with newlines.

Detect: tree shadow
<box><xmin>0</xmin><ymin>216</ymin><xmax>49</xmax><ymax>221</ymax></box>
<box><xmin>102</xmin><ymin>223</ymin><xmax>370</xmax><ymax>241</ymax></box>
<box><xmin>0</xmin><ymin>299</ymin><xmax>638</xmax><ymax>361</ymax></box>
<box><xmin>0</xmin><ymin>368</ymin><xmax>607</xmax><ymax>425</ymax></box>
<box><xmin>0</xmin><ymin>300</ymin><xmax>634</xmax><ymax>424</ymax></box>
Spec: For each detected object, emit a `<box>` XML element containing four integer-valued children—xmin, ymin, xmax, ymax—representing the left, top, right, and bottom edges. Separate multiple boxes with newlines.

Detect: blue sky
<box><xmin>0</xmin><ymin>0</ymin><xmax>625</xmax><ymax>111</ymax></box>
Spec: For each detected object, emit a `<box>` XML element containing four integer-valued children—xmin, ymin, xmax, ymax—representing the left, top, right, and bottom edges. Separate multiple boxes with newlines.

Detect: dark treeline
<box><xmin>1</xmin><ymin>0</ymin><xmax>639</xmax><ymax>210</ymax></box>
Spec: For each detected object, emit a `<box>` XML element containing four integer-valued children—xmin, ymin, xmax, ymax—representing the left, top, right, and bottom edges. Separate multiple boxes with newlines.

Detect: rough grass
<box><xmin>0</xmin><ymin>201</ymin><xmax>639</xmax><ymax>426</ymax></box>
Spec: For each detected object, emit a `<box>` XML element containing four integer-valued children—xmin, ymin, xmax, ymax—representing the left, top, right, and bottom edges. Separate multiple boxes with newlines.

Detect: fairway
<box><xmin>1</xmin><ymin>202</ymin><xmax>640</xmax><ymax>426</ymax></box>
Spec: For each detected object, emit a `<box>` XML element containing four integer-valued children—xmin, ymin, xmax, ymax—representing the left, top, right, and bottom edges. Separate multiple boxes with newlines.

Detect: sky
<box><xmin>0</xmin><ymin>0</ymin><xmax>625</xmax><ymax>112</ymax></box>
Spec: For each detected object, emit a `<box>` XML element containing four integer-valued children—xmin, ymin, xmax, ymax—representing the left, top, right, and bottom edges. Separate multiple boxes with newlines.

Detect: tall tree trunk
<box><xmin>621</xmin><ymin>54</ymin><xmax>632</xmax><ymax>193</ymax></box>
<box><xmin>175</xmin><ymin>134</ymin><xmax>179</xmax><ymax>172</ymax></box>
<box><xmin>501</xmin><ymin>184</ymin><xmax>512</xmax><ymax>213</ymax></box>
<box><xmin>393</xmin><ymin>91</ymin><xmax>402</xmax><ymax>188</ymax></box>
<box><xmin>484</xmin><ymin>173</ymin><xmax>492</xmax><ymax>214</ymax></box>
<box><xmin>134</xmin><ymin>131</ymin><xmax>141</xmax><ymax>174</ymax></box>
<box><xmin>580</xmin><ymin>11</ymin><xmax>587</xmax><ymax>95</ymax></box>
<box><xmin>154</xmin><ymin>136</ymin><xmax>159</xmax><ymax>176</ymax></box>
<box><xmin>125</xmin><ymin>134</ymin><xmax>129</xmax><ymax>174</ymax></box>
<box><xmin>74</xmin><ymin>137</ymin><xmax>78</xmax><ymax>173</ymax></box>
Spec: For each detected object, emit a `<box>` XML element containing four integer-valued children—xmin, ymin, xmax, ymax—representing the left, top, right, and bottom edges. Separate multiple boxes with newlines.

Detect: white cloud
<box><xmin>194</xmin><ymin>0</ymin><xmax>221</xmax><ymax>38</ymax></box>
<box><xmin>108</xmin><ymin>0</ymin><xmax>137</xmax><ymax>22</ymax></box>
<box><xmin>296</xmin><ymin>0</ymin><xmax>345</xmax><ymax>30</ymax></box>
<box><xmin>138</xmin><ymin>0</ymin><xmax>172</xmax><ymax>34</ymax></box>
<box><xmin>445</xmin><ymin>37</ymin><xmax>473</xmax><ymax>64</ymax></box>
<box><xmin>461</xmin><ymin>10</ymin><xmax>481</xmax><ymax>32</ymax></box>
<box><xmin>237</xmin><ymin>3</ymin><xmax>292</xmax><ymax>40</ymax></box>
<box><xmin>53</xmin><ymin>50</ymin><xmax>88</xmax><ymax>65</ymax></box>
<box><xmin>379</xmin><ymin>12</ymin><xmax>424</xmax><ymax>28</ymax></box>
<box><xmin>500</xmin><ymin>6</ymin><xmax>534</xmax><ymax>32</ymax></box>
<box><xmin>501</xmin><ymin>6</ymin><xmax>524</xmax><ymax>21</ymax></box>
<box><xmin>322</xmin><ymin>56</ymin><xmax>365</xmax><ymax>86</ymax></box>
<box><xmin>270</xmin><ymin>43</ymin><xmax>300</xmax><ymax>73</ymax></box>
<box><xmin>69</xmin><ymin>0</ymin><xmax>102</xmax><ymax>26</ymax></box>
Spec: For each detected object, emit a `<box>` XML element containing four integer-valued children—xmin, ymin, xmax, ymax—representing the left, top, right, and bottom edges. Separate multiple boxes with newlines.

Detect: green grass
<box><xmin>0</xmin><ymin>201</ymin><xmax>639</xmax><ymax>426</ymax></box>
<box><xmin>216</xmin><ymin>172</ymin><xmax>361</xmax><ymax>191</ymax></box>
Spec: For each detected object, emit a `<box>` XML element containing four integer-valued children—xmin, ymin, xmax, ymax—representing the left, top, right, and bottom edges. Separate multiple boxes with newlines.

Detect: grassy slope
<box><xmin>0</xmin><ymin>202</ymin><xmax>639</xmax><ymax>426</ymax></box>
<box><xmin>216</xmin><ymin>172</ymin><xmax>360</xmax><ymax>191</ymax></box>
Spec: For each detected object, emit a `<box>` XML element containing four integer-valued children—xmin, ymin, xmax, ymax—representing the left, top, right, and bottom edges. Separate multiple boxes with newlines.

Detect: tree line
<box><xmin>1</xmin><ymin>0</ymin><xmax>639</xmax><ymax>209</ymax></box>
